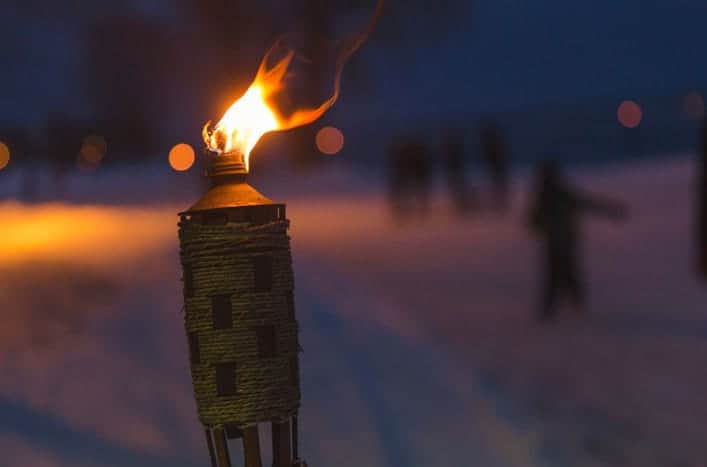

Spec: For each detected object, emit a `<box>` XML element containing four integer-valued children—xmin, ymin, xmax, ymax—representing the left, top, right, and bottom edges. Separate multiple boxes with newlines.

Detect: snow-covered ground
<box><xmin>0</xmin><ymin>156</ymin><xmax>705</xmax><ymax>467</ymax></box>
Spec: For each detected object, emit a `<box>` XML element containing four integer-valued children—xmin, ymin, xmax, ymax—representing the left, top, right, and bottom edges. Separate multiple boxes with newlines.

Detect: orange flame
<box><xmin>203</xmin><ymin>0</ymin><xmax>384</xmax><ymax>172</ymax></box>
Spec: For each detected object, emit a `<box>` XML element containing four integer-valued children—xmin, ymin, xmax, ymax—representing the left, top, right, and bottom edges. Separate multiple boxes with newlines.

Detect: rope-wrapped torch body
<box><xmin>179</xmin><ymin>200</ymin><xmax>301</xmax><ymax>430</ymax></box>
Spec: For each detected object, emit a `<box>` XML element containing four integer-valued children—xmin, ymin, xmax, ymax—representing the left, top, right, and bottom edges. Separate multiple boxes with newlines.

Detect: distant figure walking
<box><xmin>47</xmin><ymin>117</ymin><xmax>82</xmax><ymax>198</ymax></box>
<box><xmin>698</xmin><ymin>120</ymin><xmax>707</xmax><ymax>279</ymax></box>
<box><xmin>528</xmin><ymin>160</ymin><xmax>627</xmax><ymax>322</ymax></box>
<box><xmin>443</xmin><ymin>129</ymin><xmax>474</xmax><ymax>214</ymax></box>
<box><xmin>388</xmin><ymin>137</ymin><xmax>431</xmax><ymax>220</ymax></box>
<box><xmin>480</xmin><ymin>121</ymin><xmax>509</xmax><ymax>211</ymax></box>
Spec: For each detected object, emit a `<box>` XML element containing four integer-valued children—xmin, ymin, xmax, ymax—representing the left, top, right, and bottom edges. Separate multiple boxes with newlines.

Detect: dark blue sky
<box><xmin>352</xmin><ymin>0</ymin><xmax>707</xmax><ymax>123</ymax></box>
<box><xmin>3</xmin><ymin>0</ymin><xmax>707</xmax><ymax>127</ymax></box>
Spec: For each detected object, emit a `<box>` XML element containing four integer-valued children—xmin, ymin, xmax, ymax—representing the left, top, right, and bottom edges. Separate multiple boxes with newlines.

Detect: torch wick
<box><xmin>206</xmin><ymin>149</ymin><xmax>248</xmax><ymax>181</ymax></box>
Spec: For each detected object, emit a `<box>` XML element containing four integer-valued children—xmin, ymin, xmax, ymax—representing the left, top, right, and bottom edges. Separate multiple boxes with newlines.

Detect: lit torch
<box><xmin>177</xmin><ymin>3</ymin><xmax>383</xmax><ymax>467</ymax></box>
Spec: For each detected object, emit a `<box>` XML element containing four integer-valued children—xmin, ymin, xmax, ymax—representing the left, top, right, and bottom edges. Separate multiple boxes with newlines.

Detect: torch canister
<box><xmin>178</xmin><ymin>150</ymin><xmax>302</xmax><ymax>467</ymax></box>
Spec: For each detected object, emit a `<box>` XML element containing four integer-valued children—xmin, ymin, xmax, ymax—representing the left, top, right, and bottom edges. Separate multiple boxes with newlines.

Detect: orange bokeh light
<box><xmin>77</xmin><ymin>135</ymin><xmax>108</xmax><ymax>172</ymax></box>
<box><xmin>80</xmin><ymin>145</ymin><xmax>103</xmax><ymax>165</ymax></box>
<box><xmin>617</xmin><ymin>100</ymin><xmax>643</xmax><ymax>128</ymax></box>
<box><xmin>80</xmin><ymin>135</ymin><xmax>107</xmax><ymax>163</ymax></box>
<box><xmin>316</xmin><ymin>126</ymin><xmax>345</xmax><ymax>155</ymax></box>
<box><xmin>0</xmin><ymin>141</ymin><xmax>9</xmax><ymax>170</ymax></box>
<box><xmin>169</xmin><ymin>143</ymin><xmax>196</xmax><ymax>171</ymax></box>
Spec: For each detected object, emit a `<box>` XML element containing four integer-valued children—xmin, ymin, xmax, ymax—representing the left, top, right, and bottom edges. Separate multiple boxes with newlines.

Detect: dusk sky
<box><xmin>3</xmin><ymin>1</ymin><xmax>707</xmax><ymax>128</ymax></box>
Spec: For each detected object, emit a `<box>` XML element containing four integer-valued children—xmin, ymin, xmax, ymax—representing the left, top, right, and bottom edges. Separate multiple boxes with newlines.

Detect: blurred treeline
<box><xmin>0</xmin><ymin>0</ymin><xmax>469</xmax><ymax>172</ymax></box>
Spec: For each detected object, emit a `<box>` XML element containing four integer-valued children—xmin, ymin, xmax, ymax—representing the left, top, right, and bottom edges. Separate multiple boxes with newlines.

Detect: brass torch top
<box><xmin>181</xmin><ymin>150</ymin><xmax>275</xmax><ymax>215</ymax></box>
<box><xmin>206</xmin><ymin>150</ymin><xmax>248</xmax><ymax>179</ymax></box>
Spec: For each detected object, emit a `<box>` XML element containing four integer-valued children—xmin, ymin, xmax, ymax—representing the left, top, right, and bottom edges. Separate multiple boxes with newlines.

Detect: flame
<box><xmin>203</xmin><ymin>0</ymin><xmax>384</xmax><ymax>172</ymax></box>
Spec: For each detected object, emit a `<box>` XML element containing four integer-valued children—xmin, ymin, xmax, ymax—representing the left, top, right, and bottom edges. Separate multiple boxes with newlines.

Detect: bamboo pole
<box><xmin>243</xmin><ymin>425</ymin><xmax>263</xmax><ymax>467</ymax></box>
<box><xmin>213</xmin><ymin>427</ymin><xmax>232</xmax><ymax>467</ymax></box>
<box><xmin>205</xmin><ymin>429</ymin><xmax>217</xmax><ymax>467</ymax></box>
<box><xmin>292</xmin><ymin>416</ymin><xmax>299</xmax><ymax>461</ymax></box>
<box><xmin>272</xmin><ymin>420</ymin><xmax>292</xmax><ymax>467</ymax></box>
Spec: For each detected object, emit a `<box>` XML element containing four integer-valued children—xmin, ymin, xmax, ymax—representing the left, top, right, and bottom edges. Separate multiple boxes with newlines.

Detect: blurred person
<box><xmin>407</xmin><ymin>138</ymin><xmax>432</xmax><ymax>216</ymax></box>
<box><xmin>47</xmin><ymin>117</ymin><xmax>83</xmax><ymax>197</ymax></box>
<box><xmin>387</xmin><ymin>137</ymin><xmax>409</xmax><ymax>218</ymax></box>
<box><xmin>443</xmin><ymin>128</ymin><xmax>475</xmax><ymax>215</ymax></box>
<box><xmin>388</xmin><ymin>136</ymin><xmax>431</xmax><ymax>220</ymax></box>
<box><xmin>698</xmin><ymin>120</ymin><xmax>707</xmax><ymax>278</ymax></box>
<box><xmin>0</xmin><ymin>128</ymin><xmax>37</xmax><ymax>201</ymax></box>
<box><xmin>528</xmin><ymin>160</ymin><xmax>627</xmax><ymax>322</ymax></box>
<box><xmin>480</xmin><ymin>120</ymin><xmax>510</xmax><ymax>212</ymax></box>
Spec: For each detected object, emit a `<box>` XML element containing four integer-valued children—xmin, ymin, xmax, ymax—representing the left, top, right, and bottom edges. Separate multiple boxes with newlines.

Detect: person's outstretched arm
<box><xmin>574</xmin><ymin>191</ymin><xmax>628</xmax><ymax>221</ymax></box>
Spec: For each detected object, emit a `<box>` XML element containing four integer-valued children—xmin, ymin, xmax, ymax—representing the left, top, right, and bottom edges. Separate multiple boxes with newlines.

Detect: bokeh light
<box><xmin>169</xmin><ymin>143</ymin><xmax>196</xmax><ymax>171</ymax></box>
<box><xmin>78</xmin><ymin>135</ymin><xmax>108</xmax><ymax>172</ymax></box>
<box><xmin>683</xmin><ymin>91</ymin><xmax>705</xmax><ymax>120</ymax></box>
<box><xmin>617</xmin><ymin>100</ymin><xmax>643</xmax><ymax>128</ymax></box>
<box><xmin>0</xmin><ymin>141</ymin><xmax>9</xmax><ymax>171</ymax></box>
<box><xmin>315</xmin><ymin>126</ymin><xmax>345</xmax><ymax>155</ymax></box>
<box><xmin>80</xmin><ymin>135</ymin><xmax>108</xmax><ymax>164</ymax></box>
<box><xmin>80</xmin><ymin>145</ymin><xmax>103</xmax><ymax>164</ymax></box>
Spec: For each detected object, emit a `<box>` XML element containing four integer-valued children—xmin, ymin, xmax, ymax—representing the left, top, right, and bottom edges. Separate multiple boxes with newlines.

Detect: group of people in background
<box><xmin>388</xmin><ymin>121</ymin><xmax>510</xmax><ymax>219</ymax></box>
<box><xmin>388</xmin><ymin>119</ymin><xmax>707</xmax><ymax>324</ymax></box>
